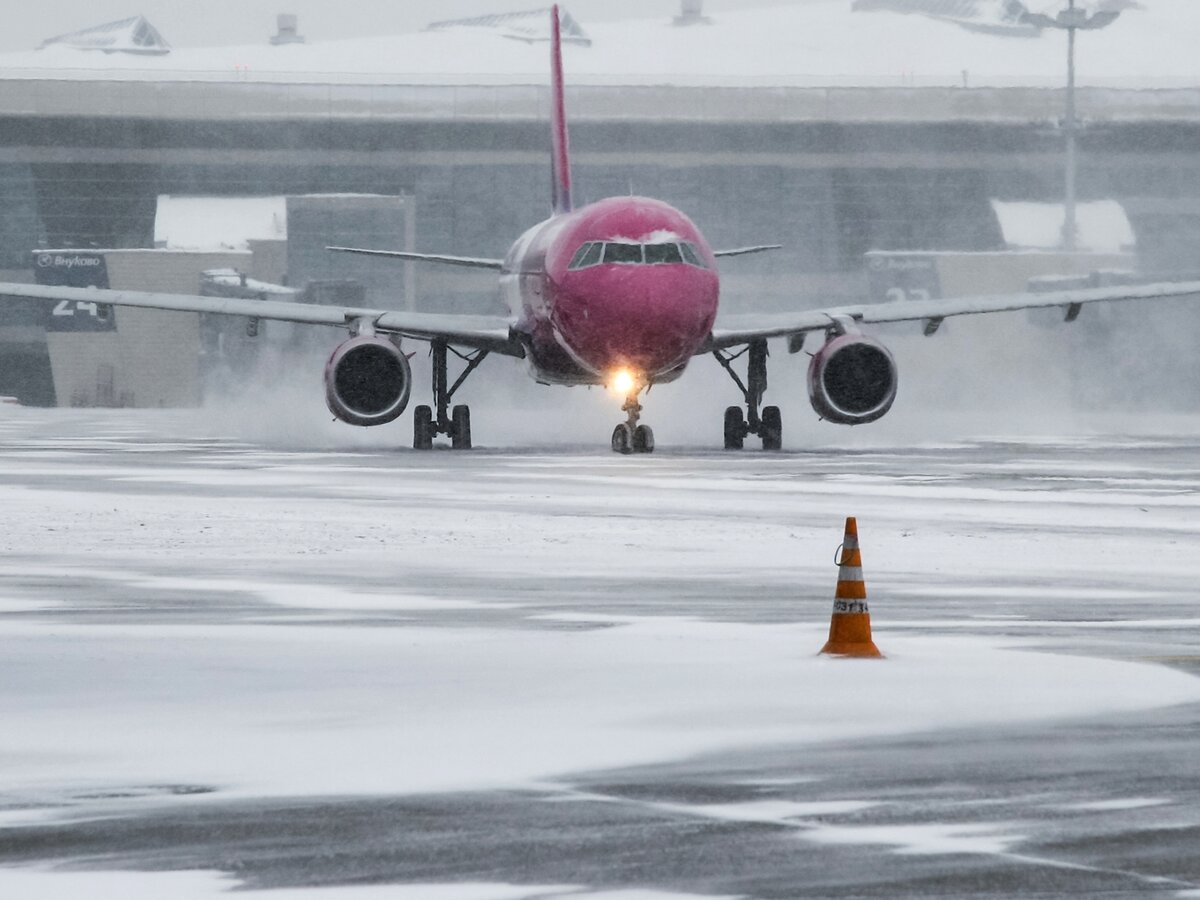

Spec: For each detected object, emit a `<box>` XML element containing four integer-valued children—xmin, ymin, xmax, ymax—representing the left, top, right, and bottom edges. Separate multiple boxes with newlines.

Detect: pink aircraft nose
<box><xmin>553</xmin><ymin>264</ymin><xmax>718</xmax><ymax>378</ymax></box>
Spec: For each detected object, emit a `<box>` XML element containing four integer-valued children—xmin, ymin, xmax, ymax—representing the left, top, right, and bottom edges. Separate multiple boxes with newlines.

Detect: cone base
<box><xmin>819</xmin><ymin>640</ymin><xmax>884</xmax><ymax>658</ymax></box>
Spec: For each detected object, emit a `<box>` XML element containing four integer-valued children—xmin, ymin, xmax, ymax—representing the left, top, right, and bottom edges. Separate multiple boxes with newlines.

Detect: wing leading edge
<box><xmin>0</xmin><ymin>282</ymin><xmax>524</xmax><ymax>357</ymax></box>
<box><xmin>327</xmin><ymin>244</ymin><xmax>782</xmax><ymax>266</ymax></box>
<box><xmin>712</xmin><ymin>245</ymin><xmax>782</xmax><ymax>258</ymax></box>
<box><xmin>706</xmin><ymin>280</ymin><xmax>1200</xmax><ymax>351</ymax></box>
<box><xmin>326</xmin><ymin>246</ymin><xmax>505</xmax><ymax>270</ymax></box>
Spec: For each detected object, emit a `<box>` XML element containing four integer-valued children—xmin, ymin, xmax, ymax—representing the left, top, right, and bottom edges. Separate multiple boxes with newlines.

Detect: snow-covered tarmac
<box><xmin>2</xmin><ymin>408</ymin><xmax>1200</xmax><ymax>898</ymax></box>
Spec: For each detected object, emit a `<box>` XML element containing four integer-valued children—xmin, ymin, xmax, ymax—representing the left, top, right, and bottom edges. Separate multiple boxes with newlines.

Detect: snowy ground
<box><xmin>1</xmin><ymin>407</ymin><xmax>1200</xmax><ymax>898</ymax></box>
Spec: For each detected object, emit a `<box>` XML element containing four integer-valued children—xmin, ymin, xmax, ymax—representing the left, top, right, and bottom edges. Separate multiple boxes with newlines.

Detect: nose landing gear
<box><xmin>611</xmin><ymin>390</ymin><xmax>654</xmax><ymax>454</ymax></box>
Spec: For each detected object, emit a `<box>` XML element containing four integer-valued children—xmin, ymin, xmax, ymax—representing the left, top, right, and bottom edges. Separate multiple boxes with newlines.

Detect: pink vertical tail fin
<box><xmin>550</xmin><ymin>5</ymin><xmax>573</xmax><ymax>215</ymax></box>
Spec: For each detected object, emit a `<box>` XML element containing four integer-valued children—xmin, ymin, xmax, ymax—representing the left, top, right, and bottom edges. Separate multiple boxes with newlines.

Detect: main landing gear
<box><xmin>611</xmin><ymin>389</ymin><xmax>654</xmax><ymax>455</ymax></box>
<box><xmin>713</xmin><ymin>339</ymin><xmax>782</xmax><ymax>451</ymax></box>
<box><xmin>413</xmin><ymin>340</ymin><xmax>488</xmax><ymax>450</ymax></box>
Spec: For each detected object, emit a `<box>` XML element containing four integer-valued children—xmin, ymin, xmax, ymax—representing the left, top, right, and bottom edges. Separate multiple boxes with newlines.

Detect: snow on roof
<box><xmin>3</xmin><ymin>1</ymin><xmax>1198</xmax><ymax>89</ymax></box>
<box><xmin>1020</xmin><ymin>0</ymin><xmax>1144</xmax><ymax>16</ymax></box>
<box><xmin>852</xmin><ymin>0</ymin><xmax>1142</xmax><ymax>37</ymax></box>
<box><xmin>202</xmin><ymin>268</ymin><xmax>297</xmax><ymax>295</ymax></box>
<box><xmin>990</xmin><ymin>199</ymin><xmax>1136</xmax><ymax>252</ymax></box>
<box><xmin>38</xmin><ymin>15</ymin><xmax>171</xmax><ymax>56</ymax></box>
<box><xmin>426</xmin><ymin>6</ymin><xmax>592</xmax><ymax>46</ymax></box>
<box><xmin>851</xmin><ymin>0</ymin><xmax>1039</xmax><ymax>37</ymax></box>
<box><xmin>154</xmin><ymin>196</ymin><xmax>287</xmax><ymax>251</ymax></box>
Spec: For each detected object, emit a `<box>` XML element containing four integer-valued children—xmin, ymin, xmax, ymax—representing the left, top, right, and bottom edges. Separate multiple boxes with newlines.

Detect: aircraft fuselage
<box><xmin>501</xmin><ymin>196</ymin><xmax>720</xmax><ymax>387</ymax></box>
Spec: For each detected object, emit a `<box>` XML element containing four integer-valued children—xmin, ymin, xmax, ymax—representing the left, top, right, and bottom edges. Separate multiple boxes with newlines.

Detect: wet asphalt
<box><xmin>1</xmin><ymin>412</ymin><xmax>1200</xmax><ymax>897</ymax></box>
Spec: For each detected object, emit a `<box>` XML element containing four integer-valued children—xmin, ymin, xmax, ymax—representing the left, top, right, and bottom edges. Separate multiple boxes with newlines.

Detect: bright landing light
<box><xmin>608</xmin><ymin>368</ymin><xmax>637</xmax><ymax>396</ymax></box>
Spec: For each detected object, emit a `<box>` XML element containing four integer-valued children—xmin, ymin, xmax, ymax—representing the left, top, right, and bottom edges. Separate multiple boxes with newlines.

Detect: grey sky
<box><xmin>3</xmin><ymin>1</ymin><xmax>790</xmax><ymax>53</ymax></box>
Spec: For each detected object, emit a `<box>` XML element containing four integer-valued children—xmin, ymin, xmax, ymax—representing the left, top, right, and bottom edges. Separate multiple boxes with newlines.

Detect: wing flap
<box><xmin>854</xmin><ymin>281</ymin><xmax>1200</xmax><ymax>325</ymax></box>
<box><xmin>706</xmin><ymin>280</ymin><xmax>1200</xmax><ymax>351</ymax></box>
<box><xmin>374</xmin><ymin>310</ymin><xmax>519</xmax><ymax>351</ymax></box>
<box><xmin>0</xmin><ymin>282</ymin><xmax>524</xmax><ymax>357</ymax></box>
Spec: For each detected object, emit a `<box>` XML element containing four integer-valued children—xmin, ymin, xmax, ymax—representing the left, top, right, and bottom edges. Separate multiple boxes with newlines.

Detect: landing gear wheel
<box><xmin>761</xmin><ymin>405</ymin><xmax>782</xmax><ymax>451</ymax></box>
<box><xmin>633</xmin><ymin>424</ymin><xmax>655</xmax><ymax>454</ymax></box>
<box><xmin>413</xmin><ymin>405</ymin><xmax>434</xmax><ymax>451</ymax></box>
<box><xmin>611</xmin><ymin>423</ymin><xmax>633</xmax><ymax>455</ymax></box>
<box><xmin>451</xmin><ymin>404</ymin><xmax>472</xmax><ymax>450</ymax></box>
<box><xmin>724</xmin><ymin>406</ymin><xmax>746</xmax><ymax>450</ymax></box>
<box><xmin>715</xmin><ymin>340</ymin><xmax>777</xmax><ymax>453</ymax></box>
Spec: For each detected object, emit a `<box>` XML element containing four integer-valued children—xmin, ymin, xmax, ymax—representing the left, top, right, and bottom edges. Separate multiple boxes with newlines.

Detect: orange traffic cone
<box><xmin>819</xmin><ymin>517</ymin><xmax>883</xmax><ymax>658</ymax></box>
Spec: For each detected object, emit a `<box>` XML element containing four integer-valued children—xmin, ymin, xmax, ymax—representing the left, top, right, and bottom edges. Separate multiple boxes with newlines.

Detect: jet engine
<box><xmin>324</xmin><ymin>335</ymin><xmax>412</xmax><ymax>426</ymax></box>
<box><xmin>807</xmin><ymin>333</ymin><xmax>898</xmax><ymax>425</ymax></box>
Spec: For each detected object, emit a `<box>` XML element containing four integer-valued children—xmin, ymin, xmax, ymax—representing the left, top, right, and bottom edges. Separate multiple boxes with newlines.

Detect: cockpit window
<box><xmin>568</xmin><ymin>241</ymin><xmax>603</xmax><ymax>270</ymax></box>
<box><xmin>603</xmin><ymin>242</ymin><xmax>644</xmax><ymax>265</ymax></box>
<box><xmin>679</xmin><ymin>242</ymin><xmax>706</xmax><ymax>268</ymax></box>
<box><xmin>567</xmin><ymin>240</ymin><xmax>708</xmax><ymax>270</ymax></box>
<box><xmin>644</xmin><ymin>242</ymin><xmax>683</xmax><ymax>264</ymax></box>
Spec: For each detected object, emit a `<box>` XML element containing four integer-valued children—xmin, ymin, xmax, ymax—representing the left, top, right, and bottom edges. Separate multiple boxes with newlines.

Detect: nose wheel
<box><xmin>612</xmin><ymin>392</ymin><xmax>654</xmax><ymax>454</ymax></box>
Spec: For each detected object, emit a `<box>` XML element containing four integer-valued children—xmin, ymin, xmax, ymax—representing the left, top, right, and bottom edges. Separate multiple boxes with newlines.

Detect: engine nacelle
<box><xmin>807</xmin><ymin>333</ymin><xmax>898</xmax><ymax>425</ymax></box>
<box><xmin>324</xmin><ymin>336</ymin><xmax>412</xmax><ymax>427</ymax></box>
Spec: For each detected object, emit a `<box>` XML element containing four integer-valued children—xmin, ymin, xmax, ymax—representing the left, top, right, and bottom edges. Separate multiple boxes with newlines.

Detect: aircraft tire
<box><xmin>611</xmin><ymin>423</ymin><xmax>633</xmax><ymax>454</ymax></box>
<box><xmin>451</xmin><ymin>405</ymin><xmax>472</xmax><ymax>450</ymax></box>
<box><xmin>413</xmin><ymin>405</ymin><xmax>434</xmax><ymax>451</ymax></box>
<box><xmin>723</xmin><ymin>407</ymin><xmax>745</xmax><ymax>450</ymax></box>
<box><xmin>762</xmin><ymin>405</ymin><xmax>782</xmax><ymax>451</ymax></box>
<box><xmin>633</xmin><ymin>424</ymin><xmax>655</xmax><ymax>454</ymax></box>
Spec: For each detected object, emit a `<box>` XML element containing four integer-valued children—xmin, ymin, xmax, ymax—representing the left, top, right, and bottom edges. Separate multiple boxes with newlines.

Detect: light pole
<box><xmin>1022</xmin><ymin>1</ymin><xmax>1121</xmax><ymax>251</ymax></box>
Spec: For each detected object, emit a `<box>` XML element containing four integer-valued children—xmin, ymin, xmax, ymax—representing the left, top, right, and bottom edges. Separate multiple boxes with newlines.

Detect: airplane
<box><xmin>3</xmin><ymin>5</ymin><xmax>1200</xmax><ymax>454</ymax></box>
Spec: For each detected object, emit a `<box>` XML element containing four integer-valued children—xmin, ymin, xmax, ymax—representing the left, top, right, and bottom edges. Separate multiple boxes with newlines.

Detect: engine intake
<box><xmin>324</xmin><ymin>335</ymin><xmax>412</xmax><ymax>427</ymax></box>
<box><xmin>807</xmin><ymin>333</ymin><xmax>898</xmax><ymax>425</ymax></box>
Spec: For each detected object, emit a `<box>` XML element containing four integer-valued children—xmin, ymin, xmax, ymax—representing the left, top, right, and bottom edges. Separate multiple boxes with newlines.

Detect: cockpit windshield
<box><xmin>567</xmin><ymin>241</ymin><xmax>707</xmax><ymax>270</ymax></box>
<box><xmin>643</xmin><ymin>243</ymin><xmax>683</xmax><ymax>264</ymax></box>
<box><xmin>678</xmin><ymin>242</ymin><xmax>702</xmax><ymax>266</ymax></box>
<box><xmin>603</xmin><ymin>242</ymin><xmax>643</xmax><ymax>264</ymax></box>
<box><xmin>568</xmin><ymin>241</ymin><xmax>603</xmax><ymax>269</ymax></box>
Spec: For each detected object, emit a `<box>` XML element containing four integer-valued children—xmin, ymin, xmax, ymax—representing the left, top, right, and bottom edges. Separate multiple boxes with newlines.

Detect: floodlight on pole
<box><xmin>1022</xmin><ymin>1</ymin><xmax>1121</xmax><ymax>252</ymax></box>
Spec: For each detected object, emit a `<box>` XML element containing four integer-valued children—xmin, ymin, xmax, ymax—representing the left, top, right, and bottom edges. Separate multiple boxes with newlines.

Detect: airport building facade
<box><xmin>3</xmin><ymin>79</ymin><xmax>1198</xmax><ymax>294</ymax></box>
<box><xmin>2</xmin><ymin>3</ymin><xmax>1199</xmax><ymax>406</ymax></box>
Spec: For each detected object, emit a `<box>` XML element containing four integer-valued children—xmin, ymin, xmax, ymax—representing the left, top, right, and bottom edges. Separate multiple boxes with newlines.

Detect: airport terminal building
<box><xmin>1</xmin><ymin>0</ymin><xmax>1199</xmax><ymax>405</ymax></box>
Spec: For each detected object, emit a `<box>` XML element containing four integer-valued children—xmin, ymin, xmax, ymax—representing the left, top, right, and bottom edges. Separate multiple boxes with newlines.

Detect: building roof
<box><xmin>851</xmin><ymin>0</ymin><xmax>1144</xmax><ymax>37</ymax></box>
<box><xmin>990</xmin><ymin>199</ymin><xmax>1137</xmax><ymax>253</ymax></box>
<box><xmin>38</xmin><ymin>15</ymin><xmax>171</xmax><ymax>56</ymax></box>
<box><xmin>851</xmin><ymin>0</ymin><xmax>1038</xmax><ymax>37</ymax></box>
<box><xmin>426</xmin><ymin>7</ymin><xmax>592</xmax><ymax>46</ymax></box>
<box><xmin>2</xmin><ymin>1</ymin><xmax>1197</xmax><ymax>89</ymax></box>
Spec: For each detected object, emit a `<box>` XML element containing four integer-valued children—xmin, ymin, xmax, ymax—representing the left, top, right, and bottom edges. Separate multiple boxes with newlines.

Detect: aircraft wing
<box><xmin>705</xmin><ymin>279</ymin><xmax>1200</xmax><ymax>351</ymax></box>
<box><xmin>0</xmin><ymin>282</ymin><xmax>524</xmax><ymax>357</ymax></box>
<box><xmin>326</xmin><ymin>246</ymin><xmax>505</xmax><ymax>270</ymax></box>
<box><xmin>332</xmin><ymin>244</ymin><xmax>783</xmax><ymax>264</ymax></box>
<box><xmin>712</xmin><ymin>245</ymin><xmax>782</xmax><ymax>258</ymax></box>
